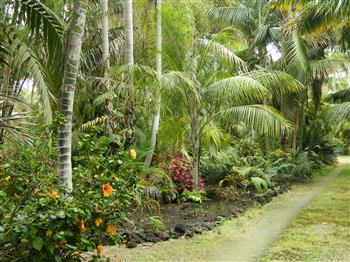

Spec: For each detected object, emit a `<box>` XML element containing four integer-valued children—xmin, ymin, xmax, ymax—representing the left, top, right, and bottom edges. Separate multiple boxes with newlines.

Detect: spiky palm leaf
<box><xmin>311</xmin><ymin>58</ymin><xmax>348</xmax><ymax>79</ymax></box>
<box><xmin>207</xmin><ymin>7</ymin><xmax>255</xmax><ymax>38</ymax></box>
<box><xmin>9</xmin><ymin>33</ymin><xmax>55</xmax><ymax>123</ymax></box>
<box><xmin>326</xmin><ymin>102</ymin><xmax>350</xmax><ymax>126</ymax></box>
<box><xmin>326</xmin><ymin>88</ymin><xmax>350</xmax><ymax>103</ymax></box>
<box><xmin>218</xmin><ymin>104</ymin><xmax>291</xmax><ymax>138</ymax></box>
<box><xmin>196</xmin><ymin>37</ymin><xmax>248</xmax><ymax>73</ymax></box>
<box><xmin>18</xmin><ymin>0</ymin><xmax>65</xmax><ymax>67</ymax></box>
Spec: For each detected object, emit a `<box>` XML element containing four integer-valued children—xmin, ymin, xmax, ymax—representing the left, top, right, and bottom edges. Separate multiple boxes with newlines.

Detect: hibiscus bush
<box><xmin>0</xmin><ymin>127</ymin><xmax>141</xmax><ymax>261</ymax></box>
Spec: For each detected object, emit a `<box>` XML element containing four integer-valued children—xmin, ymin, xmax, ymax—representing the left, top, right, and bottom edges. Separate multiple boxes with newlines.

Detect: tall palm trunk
<box><xmin>58</xmin><ymin>0</ymin><xmax>87</xmax><ymax>193</ymax></box>
<box><xmin>123</xmin><ymin>0</ymin><xmax>134</xmax><ymax>145</ymax></box>
<box><xmin>144</xmin><ymin>0</ymin><xmax>162</xmax><ymax>167</ymax></box>
<box><xmin>101</xmin><ymin>0</ymin><xmax>114</xmax><ymax>134</ymax></box>
<box><xmin>190</xmin><ymin>111</ymin><xmax>200</xmax><ymax>191</ymax></box>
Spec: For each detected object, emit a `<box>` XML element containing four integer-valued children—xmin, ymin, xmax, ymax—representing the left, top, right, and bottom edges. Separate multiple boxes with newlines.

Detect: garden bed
<box><xmin>121</xmin><ymin>184</ymin><xmax>291</xmax><ymax>248</ymax></box>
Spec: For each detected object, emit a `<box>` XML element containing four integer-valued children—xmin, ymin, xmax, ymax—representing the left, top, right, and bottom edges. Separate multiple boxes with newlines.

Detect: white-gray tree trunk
<box><xmin>58</xmin><ymin>0</ymin><xmax>87</xmax><ymax>193</ymax></box>
<box><xmin>144</xmin><ymin>0</ymin><xmax>162</xmax><ymax>167</ymax></box>
<box><xmin>101</xmin><ymin>0</ymin><xmax>114</xmax><ymax>134</ymax></box>
<box><xmin>124</xmin><ymin>0</ymin><xmax>134</xmax><ymax>144</ymax></box>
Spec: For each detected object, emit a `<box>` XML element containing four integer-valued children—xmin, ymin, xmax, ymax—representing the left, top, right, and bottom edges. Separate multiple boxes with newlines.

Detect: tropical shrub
<box><xmin>179</xmin><ymin>189</ymin><xmax>206</xmax><ymax>203</ymax></box>
<box><xmin>156</xmin><ymin>150</ymin><xmax>204</xmax><ymax>192</ymax></box>
<box><xmin>0</xmin><ymin>129</ymin><xmax>141</xmax><ymax>260</ymax></box>
<box><xmin>200</xmin><ymin>147</ymin><xmax>239</xmax><ymax>184</ymax></box>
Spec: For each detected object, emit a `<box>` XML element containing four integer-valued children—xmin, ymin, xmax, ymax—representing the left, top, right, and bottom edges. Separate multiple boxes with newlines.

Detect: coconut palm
<box><xmin>58</xmin><ymin>0</ymin><xmax>88</xmax><ymax>193</ymax></box>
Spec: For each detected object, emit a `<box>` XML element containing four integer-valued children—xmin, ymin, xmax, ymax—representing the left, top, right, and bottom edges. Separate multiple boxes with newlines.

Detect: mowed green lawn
<box><xmin>261</xmin><ymin>165</ymin><xmax>350</xmax><ymax>262</ymax></box>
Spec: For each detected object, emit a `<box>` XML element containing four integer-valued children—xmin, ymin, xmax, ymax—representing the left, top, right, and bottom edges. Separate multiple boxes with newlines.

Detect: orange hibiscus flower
<box><xmin>96</xmin><ymin>244</ymin><xmax>104</xmax><ymax>254</ymax></box>
<box><xmin>48</xmin><ymin>191</ymin><xmax>60</xmax><ymax>199</ymax></box>
<box><xmin>106</xmin><ymin>224</ymin><xmax>117</xmax><ymax>236</ymax></box>
<box><xmin>95</xmin><ymin>218</ymin><xmax>103</xmax><ymax>227</ymax></box>
<box><xmin>103</xmin><ymin>183</ymin><xmax>113</xmax><ymax>197</ymax></box>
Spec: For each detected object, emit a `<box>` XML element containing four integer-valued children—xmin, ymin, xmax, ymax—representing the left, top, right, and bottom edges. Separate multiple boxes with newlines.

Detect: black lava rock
<box><xmin>130</xmin><ymin>232</ymin><xmax>144</xmax><ymax>244</ymax></box>
<box><xmin>254</xmin><ymin>196</ymin><xmax>266</xmax><ymax>204</ymax></box>
<box><xmin>126</xmin><ymin>241</ymin><xmax>137</xmax><ymax>248</ymax></box>
<box><xmin>144</xmin><ymin>232</ymin><xmax>161</xmax><ymax>243</ymax></box>
<box><xmin>186</xmin><ymin>229</ymin><xmax>194</xmax><ymax>237</ymax></box>
<box><xmin>135</xmin><ymin>231</ymin><xmax>148</xmax><ymax>241</ymax></box>
<box><xmin>173</xmin><ymin>223</ymin><xmax>187</xmax><ymax>235</ymax></box>
<box><xmin>278</xmin><ymin>184</ymin><xmax>289</xmax><ymax>194</ymax></box>
<box><xmin>154</xmin><ymin>231</ymin><xmax>170</xmax><ymax>241</ymax></box>
<box><xmin>202</xmin><ymin>222</ymin><xmax>214</xmax><ymax>231</ymax></box>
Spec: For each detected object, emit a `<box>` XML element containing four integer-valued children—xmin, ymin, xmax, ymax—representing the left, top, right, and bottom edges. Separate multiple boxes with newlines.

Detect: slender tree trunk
<box><xmin>123</xmin><ymin>0</ymin><xmax>134</xmax><ymax>146</ymax></box>
<box><xmin>144</xmin><ymin>0</ymin><xmax>162</xmax><ymax>168</ymax></box>
<box><xmin>58</xmin><ymin>0</ymin><xmax>87</xmax><ymax>193</ymax></box>
<box><xmin>101</xmin><ymin>0</ymin><xmax>114</xmax><ymax>134</ymax></box>
<box><xmin>292</xmin><ymin>108</ymin><xmax>299</xmax><ymax>156</ymax></box>
<box><xmin>191</xmin><ymin>112</ymin><xmax>200</xmax><ymax>191</ymax></box>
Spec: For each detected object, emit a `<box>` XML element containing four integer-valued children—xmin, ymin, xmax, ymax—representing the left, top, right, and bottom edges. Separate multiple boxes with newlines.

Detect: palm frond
<box><xmin>284</xmin><ymin>30</ymin><xmax>311</xmax><ymax>77</ymax></box>
<box><xmin>10</xmin><ymin>35</ymin><xmax>55</xmax><ymax>123</ymax></box>
<box><xmin>326</xmin><ymin>88</ymin><xmax>350</xmax><ymax>103</ymax></box>
<box><xmin>205</xmin><ymin>75</ymin><xmax>270</xmax><ymax>105</ymax></box>
<box><xmin>80</xmin><ymin>115</ymin><xmax>108</xmax><ymax>131</ymax></box>
<box><xmin>218</xmin><ymin>105</ymin><xmax>291</xmax><ymax>138</ymax></box>
<box><xmin>311</xmin><ymin>58</ymin><xmax>348</xmax><ymax>79</ymax></box>
<box><xmin>326</xmin><ymin>102</ymin><xmax>350</xmax><ymax>126</ymax></box>
<box><xmin>207</xmin><ymin>7</ymin><xmax>256</xmax><ymax>37</ymax></box>
<box><xmin>93</xmin><ymin>90</ymin><xmax>117</xmax><ymax>106</ymax></box>
<box><xmin>246</xmin><ymin>69</ymin><xmax>305</xmax><ymax>98</ymax></box>
<box><xmin>196</xmin><ymin>38</ymin><xmax>248</xmax><ymax>73</ymax></box>
<box><xmin>18</xmin><ymin>0</ymin><xmax>65</xmax><ymax>66</ymax></box>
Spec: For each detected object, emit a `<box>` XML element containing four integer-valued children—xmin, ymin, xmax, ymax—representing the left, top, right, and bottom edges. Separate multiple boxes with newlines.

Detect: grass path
<box><xmin>105</xmin><ymin>157</ymin><xmax>350</xmax><ymax>262</ymax></box>
<box><xmin>261</xmin><ymin>161</ymin><xmax>350</xmax><ymax>262</ymax></box>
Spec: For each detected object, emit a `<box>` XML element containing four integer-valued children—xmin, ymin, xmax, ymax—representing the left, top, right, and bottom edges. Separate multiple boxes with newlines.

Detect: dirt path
<box><xmin>205</xmin><ymin>156</ymin><xmax>350</xmax><ymax>262</ymax></box>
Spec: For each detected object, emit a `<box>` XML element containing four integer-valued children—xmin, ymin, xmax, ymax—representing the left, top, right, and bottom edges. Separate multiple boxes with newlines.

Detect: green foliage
<box><xmin>146</xmin><ymin>216</ymin><xmax>166</xmax><ymax>232</ymax></box>
<box><xmin>0</xmin><ymin>126</ymin><xmax>140</xmax><ymax>260</ymax></box>
<box><xmin>200</xmin><ymin>147</ymin><xmax>239</xmax><ymax>184</ymax></box>
<box><xmin>180</xmin><ymin>189</ymin><xmax>206</xmax><ymax>204</ymax></box>
<box><xmin>251</xmin><ymin>177</ymin><xmax>269</xmax><ymax>193</ymax></box>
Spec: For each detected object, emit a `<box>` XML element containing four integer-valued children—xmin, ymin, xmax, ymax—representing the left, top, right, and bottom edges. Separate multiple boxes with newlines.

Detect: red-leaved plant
<box><xmin>154</xmin><ymin>150</ymin><xmax>204</xmax><ymax>192</ymax></box>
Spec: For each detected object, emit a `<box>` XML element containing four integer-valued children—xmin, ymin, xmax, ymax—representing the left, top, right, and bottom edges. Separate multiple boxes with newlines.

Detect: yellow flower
<box><xmin>96</xmin><ymin>244</ymin><xmax>104</xmax><ymax>254</ymax></box>
<box><xmin>95</xmin><ymin>218</ymin><xmax>103</xmax><ymax>227</ymax></box>
<box><xmin>21</xmin><ymin>239</ymin><xmax>29</xmax><ymax>244</ymax></box>
<box><xmin>5</xmin><ymin>176</ymin><xmax>11</xmax><ymax>181</ymax></box>
<box><xmin>46</xmin><ymin>230</ymin><xmax>53</xmax><ymax>238</ymax></box>
<box><xmin>103</xmin><ymin>183</ymin><xmax>113</xmax><ymax>197</ymax></box>
<box><xmin>106</xmin><ymin>224</ymin><xmax>117</xmax><ymax>236</ymax></box>
<box><xmin>58</xmin><ymin>239</ymin><xmax>65</xmax><ymax>246</ymax></box>
<box><xmin>130</xmin><ymin>149</ymin><xmax>137</xmax><ymax>160</ymax></box>
<box><xmin>48</xmin><ymin>191</ymin><xmax>60</xmax><ymax>199</ymax></box>
<box><xmin>79</xmin><ymin>219</ymin><xmax>86</xmax><ymax>233</ymax></box>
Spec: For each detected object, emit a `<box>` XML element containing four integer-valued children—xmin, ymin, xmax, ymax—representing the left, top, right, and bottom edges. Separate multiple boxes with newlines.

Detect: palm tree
<box><xmin>136</xmin><ymin>35</ymin><xmax>304</xmax><ymax>190</ymax></box>
<box><xmin>144</xmin><ymin>0</ymin><xmax>162</xmax><ymax>168</ymax></box>
<box><xmin>124</xmin><ymin>0</ymin><xmax>135</xmax><ymax>145</ymax></box>
<box><xmin>0</xmin><ymin>0</ymin><xmax>65</xmax><ymax>143</ymax></box>
<box><xmin>58</xmin><ymin>0</ymin><xmax>88</xmax><ymax>193</ymax></box>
